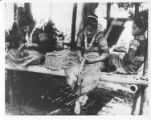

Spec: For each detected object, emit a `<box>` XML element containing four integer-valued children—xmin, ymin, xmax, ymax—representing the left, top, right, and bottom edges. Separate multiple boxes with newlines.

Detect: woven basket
<box><xmin>44</xmin><ymin>50</ymin><xmax>79</xmax><ymax>71</ymax></box>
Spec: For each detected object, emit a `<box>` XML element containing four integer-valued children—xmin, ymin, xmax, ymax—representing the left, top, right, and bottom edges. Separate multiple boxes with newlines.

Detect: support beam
<box><xmin>131</xmin><ymin>87</ymin><xmax>142</xmax><ymax>115</ymax></box>
<box><xmin>106</xmin><ymin>3</ymin><xmax>111</xmax><ymax>29</ymax></box>
<box><xmin>135</xmin><ymin>3</ymin><xmax>140</xmax><ymax>19</ymax></box>
<box><xmin>139</xmin><ymin>86</ymin><xmax>148</xmax><ymax>115</ymax></box>
<box><xmin>7</xmin><ymin>70</ymin><xmax>15</xmax><ymax>106</ymax></box>
<box><xmin>71</xmin><ymin>3</ymin><xmax>77</xmax><ymax>50</ymax></box>
<box><xmin>99</xmin><ymin>73</ymin><xmax>148</xmax><ymax>86</ymax></box>
<box><xmin>6</xmin><ymin>63</ymin><xmax>148</xmax><ymax>85</ymax></box>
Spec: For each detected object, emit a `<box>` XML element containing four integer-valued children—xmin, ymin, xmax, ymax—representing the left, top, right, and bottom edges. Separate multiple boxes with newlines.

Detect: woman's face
<box><xmin>84</xmin><ymin>25</ymin><xmax>97</xmax><ymax>38</ymax></box>
<box><xmin>132</xmin><ymin>23</ymin><xmax>142</xmax><ymax>36</ymax></box>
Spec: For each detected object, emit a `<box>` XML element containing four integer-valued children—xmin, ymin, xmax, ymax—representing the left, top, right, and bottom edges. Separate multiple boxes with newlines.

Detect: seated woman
<box><xmin>7</xmin><ymin>20</ymin><xmax>57</xmax><ymax>67</ymax></box>
<box><xmin>66</xmin><ymin>14</ymin><xmax>109</xmax><ymax>87</ymax></box>
<box><xmin>65</xmin><ymin>14</ymin><xmax>109</xmax><ymax>114</ymax></box>
<box><xmin>108</xmin><ymin>11</ymin><xmax>148</xmax><ymax>75</ymax></box>
<box><xmin>6</xmin><ymin>16</ymin><xmax>35</xmax><ymax>64</ymax></box>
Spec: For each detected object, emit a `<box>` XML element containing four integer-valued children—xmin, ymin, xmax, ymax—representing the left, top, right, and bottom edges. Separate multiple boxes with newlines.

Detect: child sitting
<box><xmin>7</xmin><ymin>20</ymin><xmax>58</xmax><ymax>67</ymax></box>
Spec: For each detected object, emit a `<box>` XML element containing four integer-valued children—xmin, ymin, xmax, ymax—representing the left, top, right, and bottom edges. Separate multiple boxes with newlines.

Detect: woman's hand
<box><xmin>79</xmin><ymin>56</ymin><xmax>85</xmax><ymax>62</ymax></box>
<box><xmin>25</xmin><ymin>43</ymin><xmax>38</xmax><ymax>48</ymax></box>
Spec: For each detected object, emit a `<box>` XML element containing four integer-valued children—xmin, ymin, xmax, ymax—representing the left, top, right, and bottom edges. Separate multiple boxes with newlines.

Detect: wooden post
<box><xmin>71</xmin><ymin>3</ymin><xmax>77</xmax><ymax>50</ymax></box>
<box><xmin>24</xmin><ymin>3</ymin><xmax>31</xmax><ymax>15</ymax></box>
<box><xmin>7</xmin><ymin>70</ymin><xmax>15</xmax><ymax>106</ymax></box>
<box><xmin>139</xmin><ymin>23</ymin><xmax>148</xmax><ymax>115</ymax></box>
<box><xmin>106</xmin><ymin>3</ymin><xmax>111</xmax><ymax>30</ymax></box>
<box><xmin>135</xmin><ymin>3</ymin><xmax>139</xmax><ymax>19</ymax></box>
<box><xmin>139</xmin><ymin>86</ymin><xmax>148</xmax><ymax>115</ymax></box>
<box><xmin>131</xmin><ymin>87</ymin><xmax>143</xmax><ymax>115</ymax></box>
<box><xmin>24</xmin><ymin>3</ymin><xmax>33</xmax><ymax>20</ymax></box>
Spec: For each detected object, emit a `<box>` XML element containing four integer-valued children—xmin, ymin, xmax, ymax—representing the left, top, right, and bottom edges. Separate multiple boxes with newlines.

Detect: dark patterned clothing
<box><xmin>123</xmin><ymin>35</ymin><xmax>146</xmax><ymax>73</ymax></box>
<box><xmin>77</xmin><ymin>29</ymin><xmax>109</xmax><ymax>53</ymax></box>
<box><xmin>109</xmin><ymin>35</ymin><xmax>146</xmax><ymax>74</ymax></box>
<box><xmin>77</xmin><ymin>28</ymin><xmax>109</xmax><ymax>71</ymax></box>
<box><xmin>66</xmin><ymin>29</ymin><xmax>109</xmax><ymax>79</ymax></box>
<box><xmin>65</xmin><ymin>28</ymin><xmax>109</xmax><ymax>91</ymax></box>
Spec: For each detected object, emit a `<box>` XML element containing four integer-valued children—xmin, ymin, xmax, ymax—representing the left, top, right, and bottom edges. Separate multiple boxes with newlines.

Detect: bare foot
<box><xmin>74</xmin><ymin>100</ymin><xmax>81</xmax><ymax>115</ymax></box>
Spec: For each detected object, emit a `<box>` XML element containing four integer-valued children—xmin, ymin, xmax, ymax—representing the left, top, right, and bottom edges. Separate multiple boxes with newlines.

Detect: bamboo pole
<box><xmin>99</xmin><ymin>73</ymin><xmax>148</xmax><ymax>86</ymax></box>
<box><xmin>104</xmin><ymin>20</ymin><xmax>115</xmax><ymax>41</ymax></box>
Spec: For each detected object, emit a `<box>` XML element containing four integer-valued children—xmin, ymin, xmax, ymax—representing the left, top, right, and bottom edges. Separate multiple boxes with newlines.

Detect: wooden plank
<box><xmin>5</xmin><ymin>63</ymin><xmax>65</xmax><ymax>76</ymax></box>
<box><xmin>5</xmin><ymin>63</ymin><xmax>148</xmax><ymax>85</ymax></box>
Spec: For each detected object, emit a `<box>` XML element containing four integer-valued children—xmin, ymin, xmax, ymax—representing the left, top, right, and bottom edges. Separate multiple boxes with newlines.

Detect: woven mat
<box><xmin>44</xmin><ymin>50</ymin><xmax>79</xmax><ymax>71</ymax></box>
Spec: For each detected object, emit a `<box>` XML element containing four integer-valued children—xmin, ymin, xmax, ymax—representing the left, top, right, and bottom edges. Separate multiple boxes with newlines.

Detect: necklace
<box><xmin>84</xmin><ymin>34</ymin><xmax>96</xmax><ymax>50</ymax></box>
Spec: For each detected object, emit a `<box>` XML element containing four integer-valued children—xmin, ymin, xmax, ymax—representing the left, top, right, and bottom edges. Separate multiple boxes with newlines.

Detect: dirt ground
<box><xmin>5</xmin><ymin>71</ymin><xmax>135</xmax><ymax>115</ymax></box>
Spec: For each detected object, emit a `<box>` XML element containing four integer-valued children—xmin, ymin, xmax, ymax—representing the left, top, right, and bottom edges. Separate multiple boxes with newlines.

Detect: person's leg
<box><xmin>7</xmin><ymin>49</ymin><xmax>25</xmax><ymax>64</ymax></box>
<box><xmin>108</xmin><ymin>54</ymin><xmax>127</xmax><ymax>74</ymax></box>
<box><xmin>65</xmin><ymin>64</ymin><xmax>80</xmax><ymax>90</ymax></box>
<box><xmin>131</xmin><ymin>87</ymin><xmax>142</xmax><ymax>115</ymax></box>
<box><xmin>19</xmin><ymin>56</ymin><xmax>39</xmax><ymax>67</ymax></box>
<box><xmin>74</xmin><ymin>71</ymin><xmax>100</xmax><ymax>114</ymax></box>
<box><xmin>74</xmin><ymin>94</ymin><xmax>88</xmax><ymax>115</ymax></box>
<box><xmin>65</xmin><ymin>64</ymin><xmax>83</xmax><ymax>114</ymax></box>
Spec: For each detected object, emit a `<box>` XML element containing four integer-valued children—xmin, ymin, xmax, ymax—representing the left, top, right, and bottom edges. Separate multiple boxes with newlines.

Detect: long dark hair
<box><xmin>6</xmin><ymin>22</ymin><xmax>26</xmax><ymax>49</ymax></box>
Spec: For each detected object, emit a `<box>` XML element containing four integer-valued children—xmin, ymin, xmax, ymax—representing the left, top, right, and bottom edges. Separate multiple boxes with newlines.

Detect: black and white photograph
<box><xmin>2</xmin><ymin>0</ymin><xmax>150</xmax><ymax>117</ymax></box>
